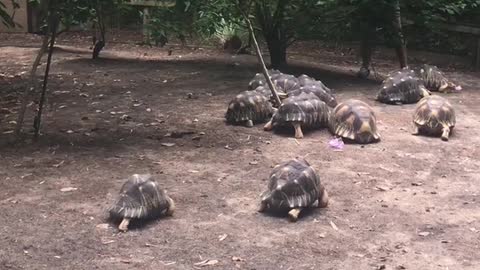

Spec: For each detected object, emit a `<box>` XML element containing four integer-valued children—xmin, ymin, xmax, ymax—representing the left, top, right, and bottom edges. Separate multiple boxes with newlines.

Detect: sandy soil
<box><xmin>0</xmin><ymin>32</ymin><xmax>479</xmax><ymax>270</ymax></box>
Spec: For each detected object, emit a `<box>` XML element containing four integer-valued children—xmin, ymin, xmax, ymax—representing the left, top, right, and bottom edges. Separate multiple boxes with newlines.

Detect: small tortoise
<box><xmin>109</xmin><ymin>174</ymin><xmax>175</xmax><ymax>232</ymax></box>
<box><xmin>376</xmin><ymin>68</ymin><xmax>430</xmax><ymax>104</ymax></box>
<box><xmin>272</xmin><ymin>73</ymin><xmax>301</xmax><ymax>93</ymax></box>
<box><xmin>226</xmin><ymin>90</ymin><xmax>274</xmax><ymax>127</ymax></box>
<box><xmin>264</xmin><ymin>92</ymin><xmax>330</xmax><ymax>139</ymax></box>
<box><xmin>416</xmin><ymin>64</ymin><xmax>461</xmax><ymax>93</ymax></box>
<box><xmin>412</xmin><ymin>95</ymin><xmax>456</xmax><ymax>141</ymax></box>
<box><xmin>288</xmin><ymin>85</ymin><xmax>337</xmax><ymax>108</ymax></box>
<box><xmin>259</xmin><ymin>158</ymin><xmax>329</xmax><ymax>222</ymax></box>
<box><xmin>248</xmin><ymin>69</ymin><xmax>282</xmax><ymax>90</ymax></box>
<box><xmin>329</xmin><ymin>99</ymin><xmax>380</xmax><ymax>144</ymax></box>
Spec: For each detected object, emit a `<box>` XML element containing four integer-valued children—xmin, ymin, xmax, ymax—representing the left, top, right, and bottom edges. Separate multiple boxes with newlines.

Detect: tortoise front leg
<box><xmin>166</xmin><ymin>196</ymin><xmax>175</xmax><ymax>216</ymax></box>
<box><xmin>258</xmin><ymin>201</ymin><xmax>268</xmax><ymax>212</ymax></box>
<box><xmin>293</xmin><ymin>122</ymin><xmax>304</xmax><ymax>139</ymax></box>
<box><xmin>412</xmin><ymin>125</ymin><xmax>420</xmax><ymax>135</ymax></box>
<box><xmin>118</xmin><ymin>218</ymin><xmax>131</xmax><ymax>232</ymax></box>
<box><xmin>441</xmin><ymin>126</ymin><xmax>451</xmax><ymax>141</ymax></box>
<box><xmin>288</xmin><ymin>208</ymin><xmax>302</xmax><ymax>222</ymax></box>
<box><xmin>263</xmin><ymin>119</ymin><xmax>273</xmax><ymax>131</ymax></box>
<box><xmin>318</xmin><ymin>188</ymin><xmax>329</xmax><ymax>208</ymax></box>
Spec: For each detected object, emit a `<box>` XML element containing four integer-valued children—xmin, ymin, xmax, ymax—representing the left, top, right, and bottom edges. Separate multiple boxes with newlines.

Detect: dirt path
<box><xmin>0</xmin><ymin>34</ymin><xmax>479</xmax><ymax>270</ymax></box>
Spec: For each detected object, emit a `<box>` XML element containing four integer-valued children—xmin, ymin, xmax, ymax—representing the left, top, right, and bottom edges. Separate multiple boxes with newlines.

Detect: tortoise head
<box><xmin>439</xmin><ymin>81</ymin><xmax>461</xmax><ymax>93</ymax></box>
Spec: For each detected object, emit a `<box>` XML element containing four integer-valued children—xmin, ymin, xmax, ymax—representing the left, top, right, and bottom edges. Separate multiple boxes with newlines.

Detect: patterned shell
<box><xmin>376</xmin><ymin>68</ymin><xmax>430</xmax><ymax>104</ymax></box>
<box><xmin>413</xmin><ymin>95</ymin><xmax>456</xmax><ymax>133</ymax></box>
<box><xmin>272</xmin><ymin>74</ymin><xmax>301</xmax><ymax>93</ymax></box>
<box><xmin>270</xmin><ymin>92</ymin><xmax>330</xmax><ymax>129</ymax></box>
<box><xmin>416</xmin><ymin>64</ymin><xmax>452</xmax><ymax>92</ymax></box>
<box><xmin>225</xmin><ymin>90</ymin><xmax>274</xmax><ymax>124</ymax></box>
<box><xmin>261</xmin><ymin>158</ymin><xmax>323</xmax><ymax>211</ymax></box>
<box><xmin>109</xmin><ymin>174</ymin><xmax>171</xmax><ymax>220</ymax></box>
<box><xmin>297</xmin><ymin>74</ymin><xmax>333</xmax><ymax>94</ymax></box>
<box><xmin>248</xmin><ymin>69</ymin><xmax>282</xmax><ymax>90</ymax></box>
<box><xmin>330</xmin><ymin>99</ymin><xmax>380</xmax><ymax>144</ymax></box>
<box><xmin>288</xmin><ymin>85</ymin><xmax>337</xmax><ymax>108</ymax></box>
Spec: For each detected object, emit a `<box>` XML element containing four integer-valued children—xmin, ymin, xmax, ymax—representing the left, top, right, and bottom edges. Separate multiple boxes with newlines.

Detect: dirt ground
<box><xmin>0</xmin><ymin>33</ymin><xmax>480</xmax><ymax>270</ymax></box>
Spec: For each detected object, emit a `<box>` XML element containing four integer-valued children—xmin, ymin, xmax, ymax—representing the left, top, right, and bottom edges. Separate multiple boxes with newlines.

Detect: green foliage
<box><xmin>0</xmin><ymin>0</ymin><xmax>19</xmax><ymax>28</ymax></box>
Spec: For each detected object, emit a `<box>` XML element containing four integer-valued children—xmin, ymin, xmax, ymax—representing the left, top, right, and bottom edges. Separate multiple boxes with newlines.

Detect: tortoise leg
<box><xmin>258</xmin><ymin>201</ymin><xmax>268</xmax><ymax>213</ymax></box>
<box><xmin>441</xmin><ymin>126</ymin><xmax>450</xmax><ymax>141</ymax></box>
<box><xmin>293</xmin><ymin>122</ymin><xmax>304</xmax><ymax>139</ymax></box>
<box><xmin>412</xmin><ymin>125</ymin><xmax>420</xmax><ymax>135</ymax></box>
<box><xmin>245</xmin><ymin>120</ymin><xmax>254</xmax><ymax>128</ymax></box>
<box><xmin>318</xmin><ymin>188</ymin><xmax>329</xmax><ymax>208</ymax></box>
<box><xmin>166</xmin><ymin>196</ymin><xmax>175</xmax><ymax>216</ymax></box>
<box><xmin>118</xmin><ymin>218</ymin><xmax>131</xmax><ymax>232</ymax></box>
<box><xmin>263</xmin><ymin>119</ymin><xmax>273</xmax><ymax>131</ymax></box>
<box><xmin>288</xmin><ymin>208</ymin><xmax>302</xmax><ymax>222</ymax></box>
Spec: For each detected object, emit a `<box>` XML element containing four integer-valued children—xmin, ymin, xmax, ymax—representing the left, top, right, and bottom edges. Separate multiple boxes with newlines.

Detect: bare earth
<box><xmin>0</xmin><ymin>33</ymin><xmax>479</xmax><ymax>270</ymax></box>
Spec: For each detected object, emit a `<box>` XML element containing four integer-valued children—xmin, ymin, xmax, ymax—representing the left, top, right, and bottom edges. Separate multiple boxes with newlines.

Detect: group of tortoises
<box><xmin>107</xmin><ymin>64</ymin><xmax>460</xmax><ymax>231</ymax></box>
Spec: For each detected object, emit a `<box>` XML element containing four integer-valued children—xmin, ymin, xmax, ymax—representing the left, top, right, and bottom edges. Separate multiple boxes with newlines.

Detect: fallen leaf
<box><xmin>329</xmin><ymin>220</ymin><xmax>339</xmax><ymax>231</ymax></box>
<box><xmin>375</xmin><ymin>185</ymin><xmax>390</xmax><ymax>191</ymax></box>
<box><xmin>60</xmin><ymin>187</ymin><xmax>78</xmax><ymax>192</ymax></box>
<box><xmin>411</xmin><ymin>182</ymin><xmax>423</xmax><ymax>186</ymax></box>
<box><xmin>161</xmin><ymin>143</ymin><xmax>176</xmax><ymax>147</ymax></box>
<box><xmin>102</xmin><ymin>240</ymin><xmax>116</xmax><ymax>245</ymax></box>
<box><xmin>231</xmin><ymin>256</ymin><xmax>243</xmax><ymax>262</ymax></box>
<box><xmin>194</xmin><ymin>259</ymin><xmax>219</xmax><ymax>267</ymax></box>
<box><xmin>52</xmin><ymin>160</ymin><xmax>65</xmax><ymax>168</ymax></box>
<box><xmin>249</xmin><ymin>161</ymin><xmax>258</xmax><ymax>165</ymax></box>
<box><xmin>218</xmin><ymin>234</ymin><xmax>228</xmax><ymax>241</ymax></box>
<box><xmin>418</xmin><ymin>231</ymin><xmax>430</xmax><ymax>236</ymax></box>
<box><xmin>318</xmin><ymin>232</ymin><xmax>326</xmax><ymax>238</ymax></box>
<box><xmin>96</xmin><ymin>223</ymin><xmax>110</xmax><ymax>230</ymax></box>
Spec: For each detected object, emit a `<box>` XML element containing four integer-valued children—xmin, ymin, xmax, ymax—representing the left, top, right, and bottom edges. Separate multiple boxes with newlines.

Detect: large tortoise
<box><xmin>330</xmin><ymin>99</ymin><xmax>380</xmax><ymax>144</ymax></box>
<box><xmin>264</xmin><ymin>92</ymin><xmax>330</xmax><ymax>138</ymax></box>
<box><xmin>376</xmin><ymin>68</ymin><xmax>430</xmax><ymax>104</ymax></box>
<box><xmin>288</xmin><ymin>85</ymin><xmax>337</xmax><ymax>108</ymax></box>
<box><xmin>248</xmin><ymin>69</ymin><xmax>282</xmax><ymax>90</ymax></box>
<box><xmin>412</xmin><ymin>95</ymin><xmax>456</xmax><ymax>141</ymax></box>
<box><xmin>259</xmin><ymin>158</ymin><xmax>329</xmax><ymax>222</ymax></box>
<box><xmin>297</xmin><ymin>74</ymin><xmax>333</xmax><ymax>95</ymax></box>
<box><xmin>415</xmin><ymin>64</ymin><xmax>461</xmax><ymax>93</ymax></box>
<box><xmin>109</xmin><ymin>174</ymin><xmax>175</xmax><ymax>232</ymax></box>
<box><xmin>226</xmin><ymin>90</ymin><xmax>274</xmax><ymax>127</ymax></box>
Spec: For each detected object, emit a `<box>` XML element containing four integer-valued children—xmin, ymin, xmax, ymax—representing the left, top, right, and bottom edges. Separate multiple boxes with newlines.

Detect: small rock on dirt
<box><xmin>60</xmin><ymin>187</ymin><xmax>78</xmax><ymax>192</ymax></box>
<box><xmin>161</xmin><ymin>143</ymin><xmax>176</xmax><ymax>147</ymax></box>
<box><xmin>418</xmin><ymin>231</ymin><xmax>430</xmax><ymax>237</ymax></box>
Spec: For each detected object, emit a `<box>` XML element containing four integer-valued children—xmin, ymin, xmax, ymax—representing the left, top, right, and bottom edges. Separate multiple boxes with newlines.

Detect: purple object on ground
<box><xmin>328</xmin><ymin>137</ymin><xmax>344</xmax><ymax>151</ymax></box>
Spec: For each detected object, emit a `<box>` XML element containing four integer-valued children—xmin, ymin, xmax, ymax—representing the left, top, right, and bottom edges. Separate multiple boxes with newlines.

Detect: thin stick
<box><xmin>14</xmin><ymin>35</ymin><xmax>49</xmax><ymax>138</ymax></box>
<box><xmin>238</xmin><ymin>2</ymin><xmax>282</xmax><ymax>107</ymax></box>
<box><xmin>34</xmin><ymin>17</ymin><xmax>58</xmax><ymax>139</ymax></box>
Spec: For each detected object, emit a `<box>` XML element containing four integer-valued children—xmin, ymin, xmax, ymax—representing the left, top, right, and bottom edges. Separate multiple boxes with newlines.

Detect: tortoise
<box><xmin>288</xmin><ymin>85</ymin><xmax>337</xmax><ymax>108</ymax></box>
<box><xmin>376</xmin><ymin>68</ymin><xmax>430</xmax><ymax>104</ymax></box>
<box><xmin>297</xmin><ymin>74</ymin><xmax>333</xmax><ymax>94</ymax></box>
<box><xmin>259</xmin><ymin>158</ymin><xmax>329</xmax><ymax>222</ymax></box>
<box><xmin>271</xmin><ymin>73</ymin><xmax>301</xmax><ymax>93</ymax></box>
<box><xmin>109</xmin><ymin>174</ymin><xmax>175</xmax><ymax>232</ymax></box>
<box><xmin>225</xmin><ymin>90</ymin><xmax>274</xmax><ymax>127</ymax></box>
<box><xmin>329</xmin><ymin>99</ymin><xmax>381</xmax><ymax>144</ymax></box>
<box><xmin>412</xmin><ymin>95</ymin><xmax>456</xmax><ymax>141</ymax></box>
<box><xmin>415</xmin><ymin>64</ymin><xmax>461</xmax><ymax>93</ymax></box>
<box><xmin>264</xmin><ymin>92</ymin><xmax>330</xmax><ymax>139</ymax></box>
<box><xmin>248</xmin><ymin>69</ymin><xmax>282</xmax><ymax>90</ymax></box>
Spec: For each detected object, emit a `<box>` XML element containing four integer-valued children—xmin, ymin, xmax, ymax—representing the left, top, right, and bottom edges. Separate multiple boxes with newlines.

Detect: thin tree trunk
<box><xmin>34</xmin><ymin>18</ymin><xmax>57</xmax><ymax>139</ymax></box>
<box><xmin>392</xmin><ymin>0</ymin><xmax>407</xmax><ymax>68</ymax></box>
<box><xmin>15</xmin><ymin>35</ymin><xmax>49</xmax><ymax>137</ymax></box>
<box><xmin>266</xmin><ymin>38</ymin><xmax>287</xmax><ymax>69</ymax></box>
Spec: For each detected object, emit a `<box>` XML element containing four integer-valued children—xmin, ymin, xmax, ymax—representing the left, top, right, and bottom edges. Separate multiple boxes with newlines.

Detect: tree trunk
<box><xmin>392</xmin><ymin>0</ymin><xmax>407</xmax><ymax>68</ymax></box>
<box><xmin>267</xmin><ymin>38</ymin><xmax>287</xmax><ymax>69</ymax></box>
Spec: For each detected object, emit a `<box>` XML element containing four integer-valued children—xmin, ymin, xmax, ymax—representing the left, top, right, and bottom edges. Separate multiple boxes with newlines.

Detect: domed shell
<box><xmin>416</xmin><ymin>64</ymin><xmax>457</xmax><ymax>92</ymax></box>
<box><xmin>288</xmin><ymin>85</ymin><xmax>337</xmax><ymax>108</ymax></box>
<box><xmin>330</xmin><ymin>99</ymin><xmax>380</xmax><ymax>144</ymax></box>
<box><xmin>260</xmin><ymin>158</ymin><xmax>326</xmax><ymax>211</ymax></box>
<box><xmin>413</xmin><ymin>95</ymin><xmax>455</xmax><ymax>140</ymax></box>
<box><xmin>297</xmin><ymin>74</ymin><xmax>333</xmax><ymax>94</ymax></box>
<box><xmin>270</xmin><ymin>92</ymin><xmax>330</xmax><ymax>130</ymax></box>
<box><xmin>272</xmin><ymin>74</ymin><xmax>300</xmax><ymax>93</ymax></box>
<box><xmin>248</xmin><ymin>69</ymin><xmax>282</xmax><ymax>90</ymax></box>
<box><xmin>376</xmin><ymin>68</ymin><xmax>430</xmax><ymax>104</ymax></box>
<box><xmin>109</xmin><ymin>174</ymin><xmax>173</xmax><ymax>220</ymax></box>
<box><xmin>226</xmin><ymin>90</ymin><xmax>274</xmax><ymax>125</ymax></box>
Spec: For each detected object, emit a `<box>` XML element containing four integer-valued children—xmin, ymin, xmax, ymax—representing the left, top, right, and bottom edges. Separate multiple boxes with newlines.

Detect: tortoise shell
<box><xmin>297</xmin><ymin>74</ymin><xmax>333</xmax><ymax>94</ymax></box>
<box><xmin>109</xmin><ymin>174</ymin><xmax>173</xmax><ymax>220</ymax></box>
<box><xmin>260</xmin><ymin>158</ymin><xmax>327</xmax><ymax>212</ymax></box>
<box><xmin>268</xmin><ymin>92</ymin><xmax>330</xmax><ymax>133</ymax></box>
<box><xmin>330</xmin><ymin>99</ymin><xmax>380</xmax><ymax>144</ymax></box>
<box><xmin>225</xmin><ymin>90</ymin><xmax>274</xmax><ymax>126</ymax></box>
<box><xmin>288</xmin><ymin>85</ymin><xmax>337</xmax><ymax>108</ymax></box>
<box><xmin>376</xmin><ymin>68</ymin><xmax>430</xmax><ymax>104</ymax></box>
<box><xmin>416</xmin><ymin>64</ymin><xmax>457</xmax><ymax>92</ymax></box>
<box><xmin>248</xmin><ymin>69</ymin><xmax>282</xmax><ymax>90</ymax></box>
<box><xmin>272</xmin><ymin>74</ymin><xmax>301</xmax><ymax>93</ymax></box>
<box><xmin>413</xmin><ymin>95</ymin><xmax>456</xmax><ymax>141</ymax></box>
